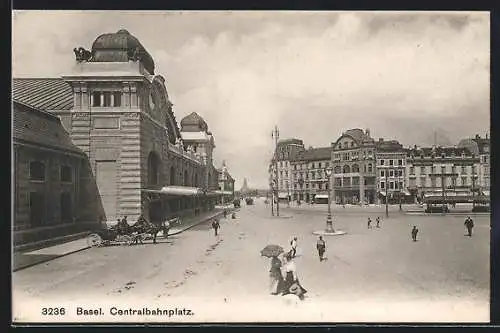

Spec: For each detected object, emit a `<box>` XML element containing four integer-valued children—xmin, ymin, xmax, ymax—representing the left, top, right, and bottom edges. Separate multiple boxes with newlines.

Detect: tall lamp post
<box><xmin>272</xmin><ymin>126</ymin><xmax>280</xmax><ymax>217</ymax></box>
<box><xmin>384</xmin><ymin>167</ymin><xmax>389</xmax><ymax>218</ymax></box>
<box><xmin>313</xmin><ymin>166</ymin><xmax>346</xmax><ymax>236</ymax></box>
<box><xmin>398</xmin><ymin>168</ymin><xmax>403</xmax><ymax>212</ymax></box>
<box><xmin>325</xmin><ymin>167</ymin><xmax>334</xmax><ymax>233</ymax></box>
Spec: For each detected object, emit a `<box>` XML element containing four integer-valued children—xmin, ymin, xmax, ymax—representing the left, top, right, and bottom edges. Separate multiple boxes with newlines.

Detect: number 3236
<box><xmin>42</xmin><ymin>308</ymin><xmax>66</xmax><ymax>315</ymax></box>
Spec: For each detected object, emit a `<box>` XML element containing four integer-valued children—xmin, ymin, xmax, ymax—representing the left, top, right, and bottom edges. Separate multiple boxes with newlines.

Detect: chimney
<box><xmin>365</xmin><ymin>128</ymin><xmax>371</xmax><ymax>137</ymax></box>
<box><xmin>475</xmin><ymin>134</ymin><xmax>480</xmax><ymax>140</ymax></box>
<box><xmin>486</xmin><ymin>133</ymin><xmax>489</xmax><ymax>140</ymax></box>
<box><xmin>379</xmin><ymin>138</ymin><xmax>384</xmax><ymax>142</ymax></box>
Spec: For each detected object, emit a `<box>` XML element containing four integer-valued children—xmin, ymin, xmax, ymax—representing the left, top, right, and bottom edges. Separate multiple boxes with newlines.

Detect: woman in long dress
<box><xmin>281</xmin><ymin>253</ymin><xmax>307</xmax><ymax>300</ymax></box>
<box><xmin>269</xmin><ymin>256</ymin><xmax>284</xmax><ymax>295</ymax></box>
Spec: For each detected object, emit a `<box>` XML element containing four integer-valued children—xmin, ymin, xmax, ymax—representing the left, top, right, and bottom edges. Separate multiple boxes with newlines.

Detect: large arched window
<box><xmin>29</xmin><ymin>161</ymin><xmax>45</xmax><ymax>181</ymax></box>
<box><xmin>334</xmin><ymin>165</ymin><xmax>341</xmax><ymax>174</ymax></box>
<box><xmin>147</xmin><ymin>152</ymin><xmax>161</xmax><ymax>186</ymax></box>
<box><xmin>343</xmin><ymin>165</ymin><xmax>351</xmax><ymax>174</ymax></box>
<box><xmin>184</xmin><ymin>170</ymin><xmax>189</xmax><ymax>186</ymax></box>
<box><xmin>170</xmin><ymin>166</ymin><xmax>175</xmax><ymax>185</ymax></box>
<box><xmin>352</xmin><ymin>164</ymin><xmax>360</xmax><ymax>173</ymax></box>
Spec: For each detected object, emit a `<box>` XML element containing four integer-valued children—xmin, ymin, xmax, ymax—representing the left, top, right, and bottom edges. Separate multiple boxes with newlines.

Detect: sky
<box><xmin>12</xmin><ymin>11</ymin><xmax>490</xmax><ymax>189</ymax></box>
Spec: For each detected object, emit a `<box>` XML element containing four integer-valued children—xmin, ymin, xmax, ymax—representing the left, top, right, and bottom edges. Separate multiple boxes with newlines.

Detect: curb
<box><xmin>13</xmin><ymin>245</ymin><xmax>91</xmax><ymax>272</ymax></box>
<box><xmin>13</xmin><ymin>210</ymin><xmax>229</xmax><ymax>272</ymax></box>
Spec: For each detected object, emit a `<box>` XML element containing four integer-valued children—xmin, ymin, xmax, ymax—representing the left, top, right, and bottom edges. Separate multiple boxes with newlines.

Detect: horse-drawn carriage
<box><xmin>87</xmin><ymin>216</ymin><xmax>180</xmax><ymax>248</ymax></box>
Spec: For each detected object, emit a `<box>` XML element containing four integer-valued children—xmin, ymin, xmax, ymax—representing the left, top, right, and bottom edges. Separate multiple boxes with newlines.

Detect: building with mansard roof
<box><xmin>12</xmin><ymin>29</ymin><xmax>230</xmax><ymax>245</ymax></box>
<box><xmin>331</xmin><ymin>128</ymin><xmax>377</xmax><ymax>204</ymax></box>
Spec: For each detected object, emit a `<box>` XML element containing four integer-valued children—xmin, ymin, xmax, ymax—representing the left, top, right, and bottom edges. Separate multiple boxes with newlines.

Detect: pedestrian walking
<box><xmin>281</xmin><ymin>253</ymin><xmax>307</xmax><ymax>300</ymax></box>
<box><xmin>316</xmin><ymin>236</ymin><xmax>326</xmax><ymax>262</ymax></box>
<box><xmin>290</xmin><ymin>237</ymin><xmax>298</xmax><ymax>258</ymax></box>
<box><xmin>411</xmin><ymin>225</ymin><xmax>419</xmax><ymax>242</ymax></box>
<box><xmin>376</xmin><ymin>217</ymin><xmax>380</xmax><ymax>228</ymax></box>
<box><xmin>464</xmin><ymin>216</ymin><xmax>474</xmax><ymax>237</ymax></box>
<box><xmin>231</xmin><ymin>212</ymin><xmax>236</xmax><ymax>219</ymax></box>
<box><xmin>269</xmin><ymin>256</ymin><xmax>284</xmax><ymax>295</ymax></box>
<box><xmin>223</xmin><ymin>210</ymin><xmax>228</xmax><ymax>219</ymax></box>
<box><xmin>367</xmin><ymin>217</ymin><xmax>372</xmax><ymax>229</ymax></box>
<box><xmin>212</xmin><ymin>219</ymin><xmax>221</xmax><ymax>236</ymax></box>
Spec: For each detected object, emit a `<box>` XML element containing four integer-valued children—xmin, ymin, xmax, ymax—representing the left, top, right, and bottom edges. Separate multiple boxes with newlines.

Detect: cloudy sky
<box><xmin>12</xmin><ymin>11</ymin><xmax>489</xmax><ymax>189</ymax></box>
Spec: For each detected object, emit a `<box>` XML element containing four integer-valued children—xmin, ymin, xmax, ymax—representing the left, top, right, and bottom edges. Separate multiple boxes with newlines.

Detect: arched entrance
<box><xmin>147</xmin><ymin>151</ymin><xmax>162</xmax><ymax>223</ymax></box>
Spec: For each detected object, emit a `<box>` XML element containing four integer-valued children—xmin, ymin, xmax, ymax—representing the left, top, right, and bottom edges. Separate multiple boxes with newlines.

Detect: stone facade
<box><xmin>331</xmin><ymin>129</ymin><xmax>377</xmax><ymax>204</ymax></box>
<box><xmin>60</xmin><ymin>30</ymin><xmax>219</xmax><ymax>224</ymax></box>
<box><xmin>405</xmin><ymin>145</ymin><xmax>479</xmax><ymax>201</ymax></box>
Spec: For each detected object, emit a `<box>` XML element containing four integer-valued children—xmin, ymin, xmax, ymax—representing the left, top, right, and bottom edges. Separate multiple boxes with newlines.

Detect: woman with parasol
<box><xmin>281</xmin><ymin>252</ymin><xmax>307</xmax><ymax>300</ymax></box>
<box><xmin>261</xmin><ymin>245</ymin><xmax>285</xmax><ymax>295</ymax></box>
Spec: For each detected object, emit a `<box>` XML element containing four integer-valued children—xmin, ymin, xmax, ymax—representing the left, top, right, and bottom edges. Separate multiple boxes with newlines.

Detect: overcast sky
<box><xmin>12</xmin><ymin>11</ymin><xmax>489</xmax><ymax>189</ymax></box>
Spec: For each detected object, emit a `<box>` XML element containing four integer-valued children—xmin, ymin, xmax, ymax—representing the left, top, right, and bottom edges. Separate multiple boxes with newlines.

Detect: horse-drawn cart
<box><xmin>86</xmin><ymin>228</ymin><xmax>134</xmax><ymax>247</ymax></box>
<box><xmin>87</xmin><ymin>217</ymin><xmax>181</xmax><ymax>248</ymax></box>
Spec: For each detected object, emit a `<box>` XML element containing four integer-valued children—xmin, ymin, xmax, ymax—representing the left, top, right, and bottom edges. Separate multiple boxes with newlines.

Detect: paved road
<box><xmin>13</xmin><ymin>202</ymin><xmax>489</xmax><ymax>323</ymax></box>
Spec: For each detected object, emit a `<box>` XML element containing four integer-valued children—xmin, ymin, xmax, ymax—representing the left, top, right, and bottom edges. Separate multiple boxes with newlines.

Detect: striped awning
<box><xmin>142</xmin><ymin>186</ymin><xmax>204</xmax><ymax>196</ymax></box>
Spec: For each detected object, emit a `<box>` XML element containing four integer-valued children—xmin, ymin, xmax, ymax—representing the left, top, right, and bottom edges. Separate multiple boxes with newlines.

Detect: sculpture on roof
<box><xmin>128</xmin><ymin>46</ymin><xmax>143</xmax><ymax>62</ymax></box>
<box><xmin>73</xmin><ymin>47</ymin><xmax>93</xmax><ymax>62</ymax></box>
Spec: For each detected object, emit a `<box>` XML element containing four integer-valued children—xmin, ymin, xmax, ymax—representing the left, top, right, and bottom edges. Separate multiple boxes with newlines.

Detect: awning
<box><xmin>314</xmin><ymin>194</ymin><xmax>329</xmax><ymax>199</ymax></box>
<box><xmin>278</xmin><ymin>193</ymin><xmax>289</xmax><ymax>199</ymax></box>
<box><xmin>142</xmin><ymin>186</ymin><xmax>204</xmax><ymax>196</ymax></box>
<box><xmin>378</xmin><ymin>191</ymin><xmax>386</xmax><ymax>197</ymax></box>
<box><xmin>214</xmin><ymin>190</ymin><xmax>233</xmax><ymax>195</ymax></box>
<box><xmin>403</xmin><ymin>190</ymin><xmax>411</xmax><ymax>196</ymax></box>
<box><xmin>482</xmin><ymin>190</ymin><xmax>490</xmax><ymax>196</ymax></box>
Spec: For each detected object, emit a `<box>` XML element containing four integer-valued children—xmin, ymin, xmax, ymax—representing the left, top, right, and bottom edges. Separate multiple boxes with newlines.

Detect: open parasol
<box><xmin>260</xmin><ymin>244</ymin><xmax>284</xmax><ymax>258</ymax></box>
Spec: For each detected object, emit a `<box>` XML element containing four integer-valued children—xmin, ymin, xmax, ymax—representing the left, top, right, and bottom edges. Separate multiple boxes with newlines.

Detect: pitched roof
<box><xmin>12</xmin><ymin>78</ymin><xmax>73</xmax><ymax>111</ymax></box>
<box><xmin>294</xmin><ymin>147</ymin><xmax>331</xmax><ymax>162</ymax></box>
<box><xmin>13</xmin><ymin>101</ymin><xmax>84</xmax><ymax>154</ymax></box>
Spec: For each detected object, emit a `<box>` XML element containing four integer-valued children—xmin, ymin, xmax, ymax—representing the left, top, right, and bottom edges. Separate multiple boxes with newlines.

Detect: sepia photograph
<box><xmin>12</xmin><ymin>10</ymin><xmax>490</xmax><ymax>323</ymax></box>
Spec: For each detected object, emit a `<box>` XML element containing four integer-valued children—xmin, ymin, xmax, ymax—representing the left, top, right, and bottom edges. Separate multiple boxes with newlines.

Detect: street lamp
<box><xmin>325</xmin><ymin>167</ymin><xmax>334</xmax><ymax>233</ymax></box>
<box><xmin>313</xmin><ymin>166</ymin><xmax>346</xmax><ymax>236</ymax></box>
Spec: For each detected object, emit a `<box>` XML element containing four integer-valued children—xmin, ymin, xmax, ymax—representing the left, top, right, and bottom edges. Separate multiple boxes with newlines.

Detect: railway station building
<box><xmin>13</xmin><ymin>29</ymin><xmax>228</xmax><ymax>246</ymax></box>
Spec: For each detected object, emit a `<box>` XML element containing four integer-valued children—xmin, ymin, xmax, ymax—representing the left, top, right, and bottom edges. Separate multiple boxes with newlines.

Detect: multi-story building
<box><xmin>290</xmin><ymin>147</ymin><xmax>331</xmax><ymax>203</ymax></box>
<box><xmin>405</xmin><ymin>145</ymin><xmax>479</xmax><ymax>201</ymax></box>
<box><xmin>13</xmin><ymin>29</ymin><xmax>227</xmax><ymax>244</ymax></box>
<box><xmin>216</xmin><ymin>162</ymin><xmax>235</xmax><ymax>206</ymax></box>
<box><xmin>270</xmin><ymin>138</ymin><xmax>305</xmax><ymax>202</ymax></box>
<box><xmin>458</xmin><ymin>134</ymin><xmax>490</xmax><ymax>194</ymax></box>
<box><xmin>331</xmin><ymin>129</ymin><xmax>377</xmax><ymax>204</ymax></box>
<box><xmin>375</xmin><ymin>138</ymin><xmax>409</xmax><ymax>204</ymax></box>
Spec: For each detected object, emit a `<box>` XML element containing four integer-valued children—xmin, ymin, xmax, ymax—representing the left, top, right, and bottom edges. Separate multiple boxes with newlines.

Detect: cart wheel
<box><xmin>87</xmin><ymin>234</ymin><xmax>102</xmax><ymax>248</ymax></box>
<box><xmin>121</xmin><ymin>235</ymin><xmax>133</xmax><ymax>246</ymax></box>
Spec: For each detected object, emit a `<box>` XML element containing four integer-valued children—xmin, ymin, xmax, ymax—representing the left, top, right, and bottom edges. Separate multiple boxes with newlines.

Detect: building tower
<box><xmin>62</xmin><ymin>29</ymin><xmax>184</xmax><ymax>223</ymax></box>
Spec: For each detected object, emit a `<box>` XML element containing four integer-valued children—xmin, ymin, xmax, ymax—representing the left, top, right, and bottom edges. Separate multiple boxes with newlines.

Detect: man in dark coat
<box><xmin>411</xmin><ymin>226</ymin><xmax>419</xmax><ymax>242</ymax></box>
<box><xmin>376</xmin><ymin>217</ymin><xmax>381</xmax><ymax>228</ymax></box>
<box><xmin>212</xmin><ymin>219</ymin><xmax>221</xmax><ymax>236</ymax></box>
<box><xmin>316</xmin><ymin>236</ymin><xmax>326</xmax><ymax>262</ymax></box>
<box><xmin>464</xmin><ymin>216</ymin><xmax>474</xmax><ymax>237</ymax></box>
<box><xmin>367</xmin><ymin>218</ymin><xmax>372</xmax><ymax>229</ymax></box>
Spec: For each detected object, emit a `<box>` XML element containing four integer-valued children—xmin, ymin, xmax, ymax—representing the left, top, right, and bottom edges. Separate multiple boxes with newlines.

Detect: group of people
<box><xmin>267</xmin><ymin>235</ymin><xmax>329</xmax><ymax>301</ymax></box>
<box><xmin>367</xmin><ymin>217</ymin><xmax>381</xmax><ymax>229</ymax></box>
<box><xmin>269</xmin><ymin>251</ymin><xmax>308</xmax><ymax>300</ymax></box>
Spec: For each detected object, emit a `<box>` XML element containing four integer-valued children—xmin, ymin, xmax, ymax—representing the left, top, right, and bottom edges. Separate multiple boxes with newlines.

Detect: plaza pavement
<box><xmin>12</xmin><ymin>201</ymin><xmax>489</xmax><ymax>323</ymax></box>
